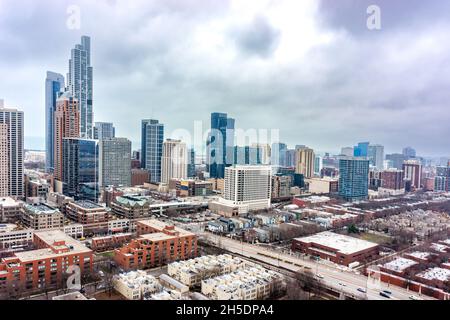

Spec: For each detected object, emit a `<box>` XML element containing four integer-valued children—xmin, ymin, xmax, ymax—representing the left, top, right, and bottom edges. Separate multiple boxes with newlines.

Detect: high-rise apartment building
<box><xmin>45</xmin><ymin>71</ymin><xmax>65</xmax><ymax>173</ymax></box>
<box><xmin>338</xmin><ymin>157</ymin><xmax>369</xmax><ymax>202</ymax></box>
<box><xmin>402</xmin><ymin>160</ymin><xmax>422</xmax><ymax>190</ymax></box>
<box><xmin>53</xmin><ymin>92</ymin><xmax>80</xmax><ymax>181</ymax></box>
<box><xmin>207</xmin><ymin>112</ymin><xmax>235</xmax><ymax>179</ymax></box>
<box><xmin>99</xmin><ymin>138</ymin><xmax>132</xmax><ymax>187</ymax></box>
<box><xmin>368</xmin><ymin>144</ymin><xmax>384</xmax><ymax>170</ymax></box>
<box><xmin>94</xmin><ymin>122</ymin><xmax>115</xmax><ymax>140</ymax></box>
<box><xmin>0</xmin><ymin>100</ymin><xmax>24</xmax><ymax>197</ymax></box>
<box><xmin>380</xmin><ymin>169</ymin><xmax>404</xmax><ymax>191</ymax></box>
<box><xmin>67</xmin><ymin>36</ymin><xmax>93</xmax><ymax>138</ymax></box>
<box><xmin>295</xmin><ymin>147</ymin><xmax>315</xmax><ymax>178</ymax></box>
<box><xmin>161</xmin><ymin>139</ymin><xmax>188</xmax><ymax>184</ymax></box>
<box><xmin>223</xmin><ymin>165</ymin><xmax>272</xmax><ymax>212</ymax></box>
<box><xmin>141</xmin><ymin>119</ymin><xmax>164</xmax><ymax>183</ymax></box>
<box><xmin>0</xmin><ymin>124</ymin><xmax>8</xmax><ymax>196</ymax></box>
<box><xmin>62</xmin><ymin>138</ymin><xmax>98</xmax><ymax>201</ymax></box>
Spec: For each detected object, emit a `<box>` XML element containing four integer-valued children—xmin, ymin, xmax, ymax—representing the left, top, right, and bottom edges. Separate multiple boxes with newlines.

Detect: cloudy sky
<box><xmin>0</xmin><ymin>0</ymin><xmax>449</xmax><ymax>157</ymax></box>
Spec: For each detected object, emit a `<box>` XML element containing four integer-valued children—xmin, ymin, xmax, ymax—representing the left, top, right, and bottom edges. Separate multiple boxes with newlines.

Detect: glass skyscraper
<box><xmin>45</xmin><ymin>71</ymin><xmax>65</xmax><ymax>173</ymax></box>
<box><xmin>353</xmin><ymin>142</ymin><xmax>369</xmax><ymax>157</ymax></box>
<box><xmin>94</xmin><ymin>122</ymin><xmax>115</xmax><ymax>140</ymax></box>
<box><xmin>68</xmin><ymin>36</ymin><xmax>93</xmax><ymax>139</ymax></box>
<box><xmin>62</xmin><ymin>138</ymin><xmax>99</xmax><ymax>201</ymax></box>
<box><xmin>207</xmin><ymin>112</ymin><xmax>235</xmax><ymax>179</ymax></box>
<box><xmin>141</xmin><ymin>119</ymin><xmax>164</xmax><ymax>183</ymax></box>
<box><xmin>339</xmin><ymin>157</ymin><xmax>370</xmax><ymax>202</ymax></box>
<box><xmin>271</xmin><ymin>142</ymin><xmax>287</xmax><ymax>167</ymax></box>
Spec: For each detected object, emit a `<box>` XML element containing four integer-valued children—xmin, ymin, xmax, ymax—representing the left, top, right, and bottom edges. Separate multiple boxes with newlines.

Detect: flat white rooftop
<box><xmin>382</xmin><ymin>258</ymin><xmax>418</xmax><ymax>272</ymax></box>
<box><xmin>295</xmin><ymin>231</ymin><xmax>378</xmax><ymax>255</ymax></box>
<box><xmin>416</xmin><ymin>267</ymin><xmax>450</xmax><ymax>282</ymax></box>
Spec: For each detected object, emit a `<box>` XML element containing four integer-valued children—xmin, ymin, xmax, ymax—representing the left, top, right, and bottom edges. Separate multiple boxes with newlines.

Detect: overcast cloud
<box><xmin>0</xmin><ymin>0</ymin><xmax>449</xmax><ymax>157</ymax></box>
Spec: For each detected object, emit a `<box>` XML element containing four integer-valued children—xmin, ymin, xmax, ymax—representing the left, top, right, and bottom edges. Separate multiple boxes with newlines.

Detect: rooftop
<box><xmin>382</xmin><ymin>258</ymin><xmax>418</xmax><ymax>272</ymax></box>
<box><xmin>0</xmin><ymin>197</ymin><xmax>21</xmax><ymax>207</ymax></box>
<box><xmin>73</xmin><ymin>200</ymin><xmax>104</xmax><ymax>209</ymax></box>
<box><xmin>52</xmin><ymin>292</ymin><xmax>90</xmax><ymax>300</ymax></box>
<box><xmin>138</xmin><ymin>219</ymin><xmax>195</xmax><ymax>237</ymax></box>
<box><xmin>295</xmin><ymin>231</ymin><xmax>379</xmax><ymax>255</ymax></box>
<box><xmin>22</xmin><ymin>203</ymin><xmax>59</xmax><ymax>214</ymax></box>
<box><xmin>416</xmin><ymin>267</ymin><xmax>450</xmax><ymax>282</ymax></box>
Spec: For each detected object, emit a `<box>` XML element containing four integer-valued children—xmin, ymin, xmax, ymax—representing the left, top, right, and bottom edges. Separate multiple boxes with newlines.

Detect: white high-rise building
<box><xmin>67</xmin><ymin>36</ymin><xmax>93</xmax><ymax>138</ymax></box>
<box><xmin>0</xmin><ymin>100</ymin><xmax>24</xmax><ymax>197</ymax></box>
<box><xmin>161</xmin><ymin>139</ymin><xmax>188</xmax><ymax>184</ymax></box>
<box><xmin>223</xmin><ymin>165</ymin><xmax>272</xmax><ymax>212</ymax></box>
<box><xmin>0</xmin><ymin>124</ymin><xmax>8</xmax><ymax>196</ymax></box>
<box><xmin>368</xmin><ymin>144</ymin><xmax>385</xmax><ymax>170</ymax></box>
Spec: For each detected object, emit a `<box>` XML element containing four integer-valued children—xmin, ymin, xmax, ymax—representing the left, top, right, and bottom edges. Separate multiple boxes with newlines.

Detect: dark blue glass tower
<box><xmin>141</xmin><ymin>119</ymin><xmax>164</xmax><ymax>183</ymax></box>
<box><xmin>207</xmin><ymin>112</ymin><xmax>235</xmax><ymax>178</ymax></box>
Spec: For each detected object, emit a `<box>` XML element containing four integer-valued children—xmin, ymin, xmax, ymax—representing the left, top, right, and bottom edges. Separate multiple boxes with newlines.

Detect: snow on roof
<box><xmin>416</xmin><ymin>268</ymin><xmax>450</xmax><ymax>282</ymax></box>
<box><xmin>295</xmin><ymin>231</ymin><xmax>378</xmax><ymax>255</ymax></box>
<box><xmin>406</xmin><ymin>251</ymin><xmax>431</xmax><ymax>260</ymax></box>
<box><xmin>382</xmin><ymin>258</ymin><xmax>418</xmax><ymax>272</ymax></box>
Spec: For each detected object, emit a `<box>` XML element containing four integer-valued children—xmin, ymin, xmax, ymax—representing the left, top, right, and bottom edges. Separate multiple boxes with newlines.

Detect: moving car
<box><xmin>357</xmin><ymin>288</ymin><xmax>366</xmax><ymax>293</ymax></box>
<box><xmin>379</xmin><ymin>292</ymin><xmax>391</xmax><ymax>298</ymax></box>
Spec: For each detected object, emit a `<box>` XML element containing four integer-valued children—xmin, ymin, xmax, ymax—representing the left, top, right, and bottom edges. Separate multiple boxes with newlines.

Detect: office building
<box><xmin>207</xmin><ymin>112</ymin><xmax>235</xmax><ymax>179</ymax></box>
<box><xmin>368</xmin><ymin>144</ymin><xmax>384</xmax><ymax>170</ymax></box>
<box><xmin>65</xmin><ymin>200</ymin><xmax>109</xmax><ymax>229</ymax></box>
<box><xmin>53</xmin><ymin>92</ymin><xmax>80</xmax><ymax>181</ymax></box>
<box><xmin>252</xmin><ymin>143</ymin><xmax>271</xmax><ymax>165</ymax></box>
<box><xmin>187</xmin><ymin>148</ymin><xmax>196</xmax><ymax>178</ymax></box>
<box><xmin>131</xmin><ymin>169</ymin><xmax>150</xmax><ymax>186</ymax></box>
<box><xmin>45</xmin><ymin>71</ymin><xmax>65</xmax><ymax>173</ymax></box>
<box><xmin>141</xmin><ymin>119</ymin><xmax>164</xmax><ymax>183</ymax></box>
<box><xmin>386</xmin><ymin>153</ymin><xmax>408</xmax><ymax>170</ymax></box>
<box><xmin>93</xmin><ymin>122</ymin><xmax>115</xmax><ymax>140</ymax></box>
<box><xmin>161</xmin><ymin>139</ymin><xmax>187</xmax><ymax>184</ymax></box>
<box><xmin>62</xmin><ymin>138</ymin><xmax>99</xmax><ymax>201</ymax></box>
<box><xmin>285</xmin><ymin>149</ymin><xmax>296</xmax><ymax>167</ymax></box>
<box><xmin>169</xmin><ymin>178</ymin><xmax>213</xmax><ymax>197</ymax></box>
<box><xmin>233</xmin><ymin>146</ymin><xmax>260</xmax><ymax>165</ymax></box>
<box><xmin>314</xmin><ymin>155</ymin><xmax>322</xmax><ymax>176</ymax></box>
<box><xmin>402</xmin><ymin>146</ymin><xmax>416</xmax><ymax>158</ymax></box>
<box><xmin>99</xmin><ymin>138</ymin><xmax>131</xmax><ymax>187</ymax></box>
<box><xmin>353</xmin><ymin>142</ymin><xmax>369</xmax><ymax>157</ymax></box>
<box><xmin>403</xmin><ymin>160</ymin><xmax>422</xmax><ymax>190</ymax></box>
<box><xmin>67</xmin><ymin>36</ymin><xmax>93</xmax><ymax>138</ymax></box>
<box><xmin>295</xmin><ymin>147</ymin><xmax>315</xmax><ymax>178</ymax></box>
<box><xmin>338</xmin><ymin>157</ymin><xmax>369</xmax><ymax>202</ymax></box>
<box><xmin>0</xmin><ymin>100</ymin><xmax>24</xmax><ymax>197</ymax></box>
<box><xmin>20</xmin><ymin>203</ymin><xmax>64</xmax><ymax>230</ymax></box>
<box><xmin>271</xmin><ymin>142</ymin><xmax>287</xmax><ymax>167</ymax></box>
<box><xmin>271</xmin><ymin>175</ymin><xmax>292</xmax><ymax>199</ymax></box>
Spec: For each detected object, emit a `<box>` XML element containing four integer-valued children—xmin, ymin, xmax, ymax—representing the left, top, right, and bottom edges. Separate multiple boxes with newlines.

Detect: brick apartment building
<box><xmin>64</xmin><ymin>200</ymin><xmax>110</xmax><ymax>235</ymax></box>
<box><xmin>0</xmin><ymin>230</ymin><xmax>93</xmax><ymax>292</ymax></box>
<box><xmin>114</xmin><ymin>219</ymin><xmax>197</xmax><ymax>270</ymax></box>
<box><xmin>291</xmin><ymin>231</ymin><xmax>379</xmax><ymax>266</ymax></box>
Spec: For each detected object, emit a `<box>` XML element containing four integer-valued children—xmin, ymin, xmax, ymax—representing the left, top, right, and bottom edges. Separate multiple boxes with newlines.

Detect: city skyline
<box><xmin>1</xmin><ymin>0</ymin><xmax>450</xmax><ymax>157</ymax></box>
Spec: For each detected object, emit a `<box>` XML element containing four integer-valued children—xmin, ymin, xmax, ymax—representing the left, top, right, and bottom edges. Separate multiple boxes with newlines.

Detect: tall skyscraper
<box><xmin>0</xmin><ymin>100</ymin><xmax>24</xmax><ymax>197</ymax></box>
<box><xmin>99</xmin><ymin>138</ymin><xmax>131</xmax><ymax>187</ymax></box>
<box><xmin>286</xmin><ymin>149</ymin><xmax>296</xmax><ymax>167</ymax></box>
<box><xmin>368</xmin><ymin>144</ymin><xmax>384</xmax><ymax>170</ymax></box>
<box><xmin>402</xmin><ymin>146</ymin><xmax>416</xmax><ymax>158</ymax></box>
<box><xmin>271</xmin><ymin>142</ymin><xmax>287</xmax><ymax>167</ymax></box>
<box><xmin>207</xmin><ymin>112</ymin><xmax>235</xmax><ymax>179</ymax></box>
<box><xmin>62</xmin><ymin>138</ymin><xmax>98</xmax><ymax>201</ymax></box>
<box><xmin>141</xmin><ymin>119</ymin><xmax>164</xmax><ymax>183</ymax></box>
<box><xmin>252</xmin><ymin>143</ymin><xmax>271</xmax><ymax>165</ymax></box>
<box><xmin>54</xmin><ymin>92</ymin><xmax>80</xmax><ymax>181</ymax></box>
<box><xmin>339</xmin><ymin>157</ymin><xmax>369</xmax><ymax>202</ymax></box>
<box><xmin>187</xmin><ymin>148</ymin><xmax>196</xmax><ymax>178</ymax></box>
<box><xmin>386</xmin><ymin>153</ymin><xmax>408</xmax><ymax>170</ymax></box>
<box><xmin>233</xmin><ymin>146</ymin><xmax>260</xmax><ymax>165</ymax></box>
<box><xmin>403</xmin><ymin>160</ymin><xmax>422</xmax><ymax>190</ymax></box>
<box><xmin>45</xmin><ymin>71</ymin><xmax>65</xmax><ymax>173</ymax></box>
<box><xmin>0</xmin><ymin>124</ymin><xmax>8</xmax><ymax>196</ymax></box>
<box><xmin>295</xmin><ymin>147</ymin><xmax>315</xmax><ymax>178</ymax></box>
<box><xmin>161</xmin><ymin>139</ymin><xmax>188</xmax><ymax>184</ymax></box>
<box><xmin>353</xmin><ymin>142</ymin><xmax>369</xmax><ymax>157</ymax></box>
<box><xmin>93</xmin><ymin>122</ymin><xmax>115</xmax><ymax>140</ymax></box>
<box><xmin>314</xmin><ymin>155</ymin><xmax>323</xmax><ymax>176</ymax></box>
<box><xmin>67</xmin><ymin>36</ymin><xmax>93</xmax><ymax>139</ymax></box>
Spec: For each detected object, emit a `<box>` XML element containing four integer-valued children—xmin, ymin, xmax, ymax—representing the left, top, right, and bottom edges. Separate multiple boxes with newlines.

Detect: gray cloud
<box><xmin>0</xmin><ymin>0</ymin><xmax>449</xmax><ymax>158</ymax></box>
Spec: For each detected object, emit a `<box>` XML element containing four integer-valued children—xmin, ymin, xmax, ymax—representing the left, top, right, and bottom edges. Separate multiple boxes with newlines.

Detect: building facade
<box><xmin>141</xmin><ymin>119</ymin><xmax>164</xmax><ymax>183</ymax></box>
<box><xmin>99</xmin><ymin>138</ymin><xmax>131</xmax><ymax>187</ymax></box>
<box><xmin>0</xmin><ymin>100</ymin><xmax>24</xmax><ymax>198</ymax></box>
<box><xmin>67</xmin><ymin>36</ymin><xmax>93</xmax><ymax>139</ymax></box>
<box><xmin>338</xmin><ymin>157</ymin><xmax>369</xmax><ymax>202</ymax></box>
<box><xmin>161</xmin><ymin>139</ymin><xmax>187</xmax><ymax>184</ymax></box>
<box><xmin>295</xmin><ymin>147</ymin><xmax>315</xmax><ymax>178</ymax></box>
<box><xmin>93</xmin><ymin>122</ymin><xmax>115</xmax><ymax>140</ymax></box>
<box><xmin>45</xmin><ymin>71</ymin><xmax>65</xmax><ymax>173</ymax></box>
